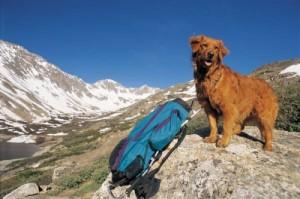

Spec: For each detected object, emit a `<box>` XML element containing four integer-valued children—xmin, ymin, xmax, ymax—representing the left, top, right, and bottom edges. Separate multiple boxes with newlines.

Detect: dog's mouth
<box><xmin>204</xmin><ymin>60</ymin><xmax>212</xmax><ymax>67</ymax></box>
<box><xmin>193</xmin><ymin>53</ymin><xmax>214</xmax><ymax>67</ymax></box>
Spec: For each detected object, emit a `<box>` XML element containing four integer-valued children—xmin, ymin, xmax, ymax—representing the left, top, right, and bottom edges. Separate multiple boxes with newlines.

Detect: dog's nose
<box><xmin>208</xmin><ymin>52</ymin><xmax>214</xmax><ymax>59</ymax></box>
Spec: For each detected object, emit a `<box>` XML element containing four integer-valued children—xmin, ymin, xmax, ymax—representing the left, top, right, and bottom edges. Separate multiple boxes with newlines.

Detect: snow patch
<box><xmin>100</xmin><ymin>111</ymin><xmax>123</xmax><ymax>120</ymax></box>
<box><xmin>7</xmin><ymin>135</ymin><xmax>36</xmax><ymax>143</ymax></box>
<box><xmin>99</xmin><ymin>127</ymin><xmax>111</xmax><ymax>134</ymax></box>
<box><xmin>183</xmin><ymin>85</ymin><xmax>196</xmax><ymax>96</ymax></box>
<box><xmin>173</xmin><ymin>84</ymin><xmax>195</xmax><ymax>97</ymax></box>
<box><xmin>47</xmin><ymin>132</ymin><xmax>68</xmax><ymax>136</ymax></box>
<box><xmin>280</xmin><ymin>63</ymin><xmax>300</xmax><ymax>77</ymax></box>
<box><xmin>181</xmin><ymin>96</ymin><xmax>195</xmax><ymax>101</ymax></box>
<box><xmin>124</xmin><ymin>113</ymin><xmax>141</xmax><ymax>121</ymax></box>
<box><xmin>164</xmin><ymin>91</ymin><xmax>171</xmax><ymax>96</ymax></box>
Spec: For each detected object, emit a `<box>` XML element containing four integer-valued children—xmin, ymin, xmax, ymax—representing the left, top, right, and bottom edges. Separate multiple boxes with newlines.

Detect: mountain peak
<box><xmin>95</xmin><ymin>79</ymin><xmax>119</xmax><ymax>84</ymax></box>
<box><xmin>93</xmin><ymin>79</ymin><xmax>123</xmax><ymax>88</ymax></box>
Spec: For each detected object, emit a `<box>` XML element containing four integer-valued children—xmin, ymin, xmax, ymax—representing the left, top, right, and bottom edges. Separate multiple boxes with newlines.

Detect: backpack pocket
<box><xmin>149</xmin><ymin>110</ymin><xmax>182</xmax><ymax>150</ymax></box>
<box><xmin>125</xmin><ymin>155</ymin><xmax>144</xmax><ymax>180</ymax></box>
<box><xmin>109</xmin><ymin>138</ymin><xmax>127</xmax><ymax>171</ymax></box>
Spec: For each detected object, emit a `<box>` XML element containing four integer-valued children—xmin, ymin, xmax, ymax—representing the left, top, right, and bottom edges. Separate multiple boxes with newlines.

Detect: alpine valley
<box><xmin>0</xmin><ymin>40</ymin><xmax>299</xmax><ymax>199</ymax></box>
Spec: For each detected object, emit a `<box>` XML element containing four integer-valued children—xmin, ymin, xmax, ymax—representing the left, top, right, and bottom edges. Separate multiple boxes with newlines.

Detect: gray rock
<box><xmin>92</xmin><ymin>173</ymin><xmax>133</xmax><ymax>199</ymax></box>
<box><xmin>3</xmin><ymin>183</ymin><xmax>40</xmax><ymax>199</ymax></box>
<box><xmin>39</xmin><ymin>184</ymin><xmax>52</xmax><ymax>192</ymax></box>
<box><xmin>52</xmin><ymin>161</ymin><xmax>77</xmax><ymax>182</ymax></box>
<box><xmin>52</xmin><ymin>166</ymin><xmax>69</xmax><ymax>182</ymax></box>
<box><xmin>93</xmin><ymin>126</ymin><xmax>300</xmax><ymax>199</ymax></box>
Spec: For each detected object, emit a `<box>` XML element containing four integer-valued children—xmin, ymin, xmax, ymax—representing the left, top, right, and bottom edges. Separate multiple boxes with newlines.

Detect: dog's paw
<box><xmin>216</xmin><ymin>138</ymin><xmax>229</xmax><ymax>148</ymax></box>
<box><xmin>263</xmin><ymin>143</ymin><xmax>272</xmax><ymax>151</ymax></box>
<box><xmin>203</xmin><ymin>136</ymin><xmax>217</xmax><ymax>143</ymax></box>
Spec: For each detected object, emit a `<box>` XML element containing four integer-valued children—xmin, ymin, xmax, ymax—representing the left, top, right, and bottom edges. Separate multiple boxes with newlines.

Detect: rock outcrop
<box><xmin>3</xmin><ymin>183</ymin><xmax>40</xmax><ymax>199</ymax></box>
<box><xmin>93</xmin><ymin>126</ymin><xmax>300</xmax><ymax>199</ymax></box>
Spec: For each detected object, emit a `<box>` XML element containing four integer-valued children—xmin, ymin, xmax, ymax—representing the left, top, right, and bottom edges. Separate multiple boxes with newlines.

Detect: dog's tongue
<box><xmin>205</xmin><ymin>61</ymin><xmax>212</xmax><ymax>66</ymax></box>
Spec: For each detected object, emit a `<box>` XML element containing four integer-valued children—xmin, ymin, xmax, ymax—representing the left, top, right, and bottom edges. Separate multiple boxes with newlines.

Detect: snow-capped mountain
<box><xmin>0</xmin><ymin>40</ymin><xmax>160</xmax><ymax>123</ymax></box>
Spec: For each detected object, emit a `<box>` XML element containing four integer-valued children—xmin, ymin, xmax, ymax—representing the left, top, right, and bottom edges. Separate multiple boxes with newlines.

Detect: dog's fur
<box><xmin>189</xmin><ymin>35</ymin><xmax>278</xmax><ymax>151</ymax></box>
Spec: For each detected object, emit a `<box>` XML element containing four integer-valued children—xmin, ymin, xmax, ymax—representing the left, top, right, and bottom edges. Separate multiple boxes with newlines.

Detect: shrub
<box><xmin>92</xmin><ymin>157</ymin><xmax>109</xmax><ymax>185</ymax></box>
<box><xmin>275</xmin><ymin>81</ymin><xmax>300</xmax><ymax>132</ymax></box>
<box><xmin>17</xmin><ymin>169</ymin><xmax>43</xmax><ymax>181</ymax></box>
<box><xmin>59</xmin><ymin>175</ymin><xmax>82</xmax><ymax>189</ymax></box>
<box><xmin>57</xmin><ymin>157</ymin><xmax>109</xmax><ymax>190</ymax></box>
<box><xmin>92</xmin><ymin>168</ymin><xmax>108</xmax><ymax>185</ymax></box>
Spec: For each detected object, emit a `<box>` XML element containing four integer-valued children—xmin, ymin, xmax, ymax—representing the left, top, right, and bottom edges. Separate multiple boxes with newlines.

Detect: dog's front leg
<box><xmin>203</xmin><ymin>104</ymin><xmax>218</xmax><ymax>143</ymax></box>
<box><xmin>217</xmin><ymin>105</ymin><xmax>237</xmax><ymax>148</ymax></box>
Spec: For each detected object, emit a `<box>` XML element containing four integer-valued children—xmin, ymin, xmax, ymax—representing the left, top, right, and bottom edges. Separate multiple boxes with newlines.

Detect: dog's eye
<box><xmin>201</xmin><ymin>44</ymin><xmax>207</xmax><ymax>48</ymax></box>
<box><xmin>214</xmin><ymin>46</ymin><xmax>219</xmax><ymax>50</ymax></box>
<box><xmin>192</xmin><ymin>52</ymin><xmax>198</xmax><ymax>58</ymax></box>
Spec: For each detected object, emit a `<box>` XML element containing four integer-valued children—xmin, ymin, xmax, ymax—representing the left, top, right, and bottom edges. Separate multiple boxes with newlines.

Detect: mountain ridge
<box><xmin>0</xmin><ymin>40</ymin><xmax>160</xmax><ymax>123</ymax></box>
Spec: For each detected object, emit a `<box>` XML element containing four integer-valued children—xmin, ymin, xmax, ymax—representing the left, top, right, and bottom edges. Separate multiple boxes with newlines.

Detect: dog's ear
<box><xmin>218</xmin><ymin>40</ymin><xmax>229</xmax><ymax>62</ymax></box>
<box><xmin>189</xmin><ymin>35</ymin><xmax>204</xmax><ymax>53</ymax></box>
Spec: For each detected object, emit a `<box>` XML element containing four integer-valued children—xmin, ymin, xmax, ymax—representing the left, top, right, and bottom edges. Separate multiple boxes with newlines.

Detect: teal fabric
<box><xmin>117</xmin><ymin>99</ymin><xmax>190</xmax><ymax>172</ymax></box>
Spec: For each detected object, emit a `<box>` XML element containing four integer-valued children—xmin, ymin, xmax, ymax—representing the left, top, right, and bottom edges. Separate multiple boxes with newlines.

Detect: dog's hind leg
<box><xmin>256</xmin><ymin>105</ymin><xmax>276</xmax><ymax>151</ymax></box>
<box><xmin>258</xmin><ymin>119</ymin><xmax>273</xmax><ymax>151</ymax></box>
<box><xmin>233</xmin><ymin>123</ymin><xmax>243</xmax><ymax>135</ymax></box>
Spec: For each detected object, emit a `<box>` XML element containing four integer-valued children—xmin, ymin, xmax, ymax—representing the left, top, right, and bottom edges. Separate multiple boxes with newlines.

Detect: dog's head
<box><xmin>189</xmin><ymin>35</ymin><xmax>229</xmax><ymax>68</ymax></box>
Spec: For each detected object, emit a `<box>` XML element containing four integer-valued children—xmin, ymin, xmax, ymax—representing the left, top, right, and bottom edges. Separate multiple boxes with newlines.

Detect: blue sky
<box><xmin>1</xmin><ymin>0</ymin><xmax>299</xmax><ymax>88</ymax></box>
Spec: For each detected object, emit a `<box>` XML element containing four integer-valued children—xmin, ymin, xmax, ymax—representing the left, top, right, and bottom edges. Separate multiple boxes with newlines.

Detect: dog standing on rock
<box><xmin>189</xmin><ymin>35</ymin><xmax>278</xmax><ymax>151</ymax></box>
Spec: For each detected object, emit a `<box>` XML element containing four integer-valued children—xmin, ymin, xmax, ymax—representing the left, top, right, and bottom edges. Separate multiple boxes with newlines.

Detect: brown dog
<box><xmin>189</xmin><ymin>35</ymin><xmax>278</xmax><ymax>151</ymax></box>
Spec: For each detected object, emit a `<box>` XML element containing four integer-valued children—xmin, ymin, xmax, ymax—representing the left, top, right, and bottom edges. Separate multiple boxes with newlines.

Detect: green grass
<box><xmin>0</xmin><ymin>168</ymin><xmax>52</xmax><ymax>198</ymax></box>
<box><xmin>74</xmin><ymin>181</ymin><xmax>99</xmax><ymax>196</ymax></box>
<box><xmin>62</xmin><ymin>131</ymin><xmax>99</xmax><ymax>148</ymax></box>
<box><xmin>51</xmin><ymin>157</ymin><xmax>109</xmax><ymax>196</ymax></box>
<box><xmin>59</xmin><ymin>130</ymin><xmax>103</xmax><ymax>156</ymax></box>
<box><xmin>58</xmin><ymin>175</ymin><xmax>84</xmax><ymax>189</ymax></box>
<box><xmin>91</xmin><ymin>165</ymin><xmax>109</xmax><ymax>185</ymax></box>
<box><xmin>117</xmin><ymin>122</ymin><xmax>132</xmax><ymax>131</ymax></box>
<box><xmin>17</xmin><ymin>169</ymin><xmax>44</xmax><ymax>181</ymax></box>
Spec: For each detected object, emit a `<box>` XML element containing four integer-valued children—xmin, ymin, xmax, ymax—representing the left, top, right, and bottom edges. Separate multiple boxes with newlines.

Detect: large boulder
<box><xmin>93</xmin><ymin>126</ymin><xmax>300</xmax><ymax>199</ymax></box>
<box><xmin>3</xmin><ymin>183</ymin><xmax>40</xmax><ymax>199</ymax></box>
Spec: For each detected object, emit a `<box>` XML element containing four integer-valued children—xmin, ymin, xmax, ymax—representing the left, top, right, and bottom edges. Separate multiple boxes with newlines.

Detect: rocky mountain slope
<box><xmin>252</xmin><ymin>59</ymin><xmax>300</xmax><ymax>131</ymax></box>
<box><xmin>0</xmin><ymin>40</ymin><xmax>159</xmax><ymax>123</ymax></box>
<box><xmin>95</xmin><ymin>127</ymin><xmax>300</xmax><ymax>199</ymax></box>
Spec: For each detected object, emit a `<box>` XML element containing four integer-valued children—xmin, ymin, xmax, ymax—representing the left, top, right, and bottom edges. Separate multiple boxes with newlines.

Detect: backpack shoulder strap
<box><xmin>150</xmin><ymin>125</ymin><xmax>187</xmax><ymax>175</ymax></box>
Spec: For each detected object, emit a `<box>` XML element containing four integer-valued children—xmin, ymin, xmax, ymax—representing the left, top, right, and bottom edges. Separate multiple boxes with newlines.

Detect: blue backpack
<box><xmin>108</xmin><ymin>98</ymin><xmax>192</xmax><ymax>197</ymax></box>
